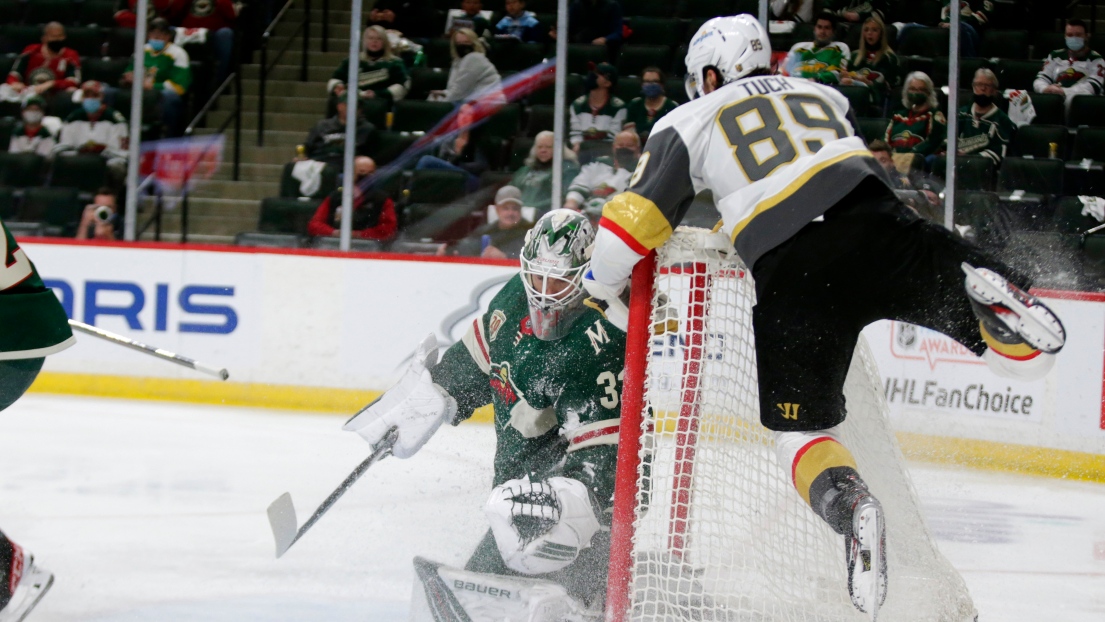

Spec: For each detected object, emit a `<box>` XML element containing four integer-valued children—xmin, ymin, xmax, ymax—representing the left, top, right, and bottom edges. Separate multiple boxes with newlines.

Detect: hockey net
<box><xmin>605</xmin><ymin>227</ymin><xmax>977</xmax><ymax>622</ymax></box>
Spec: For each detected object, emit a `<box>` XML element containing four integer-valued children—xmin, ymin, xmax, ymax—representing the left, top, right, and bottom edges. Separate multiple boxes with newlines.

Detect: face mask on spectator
<box><xmin>46</xmin><ymin>40</ymin><xmax>65</xmax><ymax>53</ymax></box>
<box><xmin>455</xmin><ymin>43</ymin><xmax>475</xmax><ymax>57</ymax></box>
<box><xmin>614</xmin><ymin>148</ymin><xmax>638</xmax><ymax>170</ymax></box>
<box><xmin>22</xmin><ymin>110</ymin><xmax>43</xmax><ymax>124</ymax></box>
<box><xmin>972</xmin><ymin>93</ymin><xmax>993</xmax><ymax>107</ymax></box>
<box><xmin>1067</xmin><ymin>36</ymin><xmax>1085</xmax><ymax>51</ymax></box>
<box><xmin>149</xmin><ymin>39</ymin><xmax>166</xmax><ymax>52</ymax></box>
<box><xmin>82</xmin><ymin>98</ymin><xmax>102</xmax><ymax>114</ymax></box>
<box><xmin>907</xmin><ymin>92</ymin><xmax>927</xmax><ymax>106</ymax></box>
<box><xmin>641</xmin><ymin>83</ymin><xmax>664</xmax><ymax>98</ymax></box>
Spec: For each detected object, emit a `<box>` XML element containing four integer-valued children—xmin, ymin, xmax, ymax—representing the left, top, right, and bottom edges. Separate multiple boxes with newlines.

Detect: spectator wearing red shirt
<box><xmin>307</xmin><ymin>156</ymin><xmax>397</xmax><ymax>241</ymax></box>
<box><xmin>2</xmin><ymin>23</ymin><xmax>81</xmax><ymax>106</ymax></box>
<box><xmin>172</xmin><ymin>0</ymin><xmax>238</xmax><ymax>84</ymax></box>
<box><xmin>114</xmin><ymin>0</ymin><xmax>175</xmax><ymax>28</ymax></box>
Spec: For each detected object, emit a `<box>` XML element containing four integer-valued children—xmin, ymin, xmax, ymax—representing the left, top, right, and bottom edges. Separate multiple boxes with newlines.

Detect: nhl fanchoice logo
<box><xmin>488</xmin><ymin>310</ymin><xmax>506</xmax><ymax>342</ymax></box>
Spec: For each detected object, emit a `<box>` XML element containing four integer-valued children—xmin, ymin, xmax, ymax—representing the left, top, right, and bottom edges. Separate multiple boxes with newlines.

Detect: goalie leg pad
<box><xmin>343</xmin><ymin>334</ymin><xmax>457</xmax><ymax>459</ymax></box>
<box><xmin>485</xmin><ymin>477</ymin><xmax>601</xmax><ymax>576</ymax></box>
<box><xmin>411</xmin><ymin>556</ymin><xmax>599</xmax><ymax>622</ymax></box>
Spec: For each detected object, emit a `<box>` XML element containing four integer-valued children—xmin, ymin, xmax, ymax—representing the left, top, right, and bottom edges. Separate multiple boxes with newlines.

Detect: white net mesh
<box><xmin>621</xmin><ymin>227</ymin><xmax>976</xmax><ymax>622</ymax></box>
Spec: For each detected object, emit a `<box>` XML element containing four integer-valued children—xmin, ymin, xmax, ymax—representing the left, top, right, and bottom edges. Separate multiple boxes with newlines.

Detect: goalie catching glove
<box><xmin>343</xmin><ymin>333</ymin><xmax>457</xmax><ymax>459</ymax></box>
<box><xmin>485</xmin><ymin>476</ymin><xmax>601</xmax><ymax>575</ymax></box>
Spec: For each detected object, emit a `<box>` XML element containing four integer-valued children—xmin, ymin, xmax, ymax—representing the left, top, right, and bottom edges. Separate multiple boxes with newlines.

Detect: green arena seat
<box><xmin>524</xmin><ymin>104</ymin><xmax>566</xmax><ymax>137</ymax></box>
<box><xmin>80</xmin><ymin>0</ymin><xmax>119</xmax><ymax>27</ymax></box>
<box><xmin>508</xmin><ymin>136</ymin><xmax>534</xmax><ymax>171</ymax></box>
<box><xmin>372</xmin><ymin>131</ymin><xmax>419</xmax><ymax>166</ymax></box>
<box><xmin>566</xmin><ymin>44</ymin><xmax>607</xmax><ymax>75</ymax></box>
<box><xmin>980</xmin><ymin>30</ymin><xmax>1029</xmax><ymax>60</ymax></box>
<box><xmin>626</xmin><ymin>18</ymin><xmax>684</xmax><ymax>48</ymax></box>
<box><xmin>390</xmin><ymin>100</ymin><xmax>455</xmax><ymax>133</ymax></box>
<box><xmin>0</xmin><ymin>153</ymin><xmax>45</xmax><ymax>188</ymax></box>
<box><xmin>1071</xmin><ymin>127</ymin><xmax>1105</xmax><ymax>161</ymax></box>
<box><xmin>1013</xmin><ymin>124</ymin><xmax>1067</xmax><ymax>159</ymax></box>
<box><xmin>679</xmin><ymin>0</ymin><xmax>735</xmax><ymax>19</ymax></box>
<box><xmin>359</xmin><ymin>96</ymin><xmax>390</xmax><ymax>129</ymax></box>
<box><xmin>21</xmin><ymin>187</ymin><xmax>82</xmax><ymax>235</ymax></box>
<box><xmin>624</xmin><ymin>0</ymin><xmax>673</xmax><ymax>18</ymax></box>
<box><xmin>615</xmin><ymin>76</ymin><xmax>642</xmax><ymax>102</ymax></box>
<box><xmin>1030</xmin><ymin>31</ymin><xmax>1065</xmax><ymax>60</ymax></box>
<box><xmin>81</xmin><ymin>57</ymin><xmax>131</xmax><ymax>87</ymax></box>
<box><xmin>833</xmin><ymin>84</ymin><xmax>873</xmax><ymax>117</ymax></box>
<box><xmin>279</xmin><ymin>162</ymin><xmax>338</xmax><ymax>199</ymax></box>
<box><xmin>0</xmin><ymin>0</ymin><xmax>21</xmax><ymax>24</ymax></box>
<box><xmin>0</xmin><ymin>187</ymin><xmax>16</xmax><ymax>220</ymax></box>
<box><xmin>422</xmin><ymin>38</ymin><xmax>452</xmax><ymax>69</ymax></box>
<box><xmin>0</xmin><ymin>117</ymin><xmax>14</xmax><ymax>152</ymax></box>
<box><xmin>406</xmin><ymin>67</ymin><xmax>450</xmax><ymax>101</ymax></box>
<box><xmin>527</xmin><ymin>73</ymin><xmax>583</xmax><ymax>105</ymax></box>
<box><xmin>64</xmin><ymin>26</ymin><xmax>105</xmax><ymax>57</ymax></box>
<box><xmin>1</xmin><ymin>25</ymin><xmax>41</xmax><ymax>53</ymax></box>
<box><xmin>23</xmin><ymin>0</ymin><xmax>74</xmax><ymax>25</ymax></box>
<box><xmin>616</xmin><ymin>45</ymin><xmax>672</xmax><ymax>77</ymax></box>
<box><xmin>50</xmin><ymin>154</ymin><xmax>108</xmax><ymax>193</ymax></box>
<box><xmin>931</xmin><ymin>57</ymin><xmax>987</xmax><ymax>88</ymax></box>
<box><xmin>994</xmin><ymin>59</ymin><xmax>1042</xmax><ymax>91</ymax></box>
<box><xmin>933</xmin><ymin>154</ymin><xmax>996</xmax><ymax>191</ymax></box>
<box><xmin>402</xmin><ymin>169</ymin><xmax>469</xmax><ymax>226</ymax></box>
<box><xmin>488</xmin><ymin>41</ymin><xmax>547</xmax><ymax>73</ymax></box>
<box><xmin>999</xmin><ymin>156</ymin><xmax>1064</xmax><ymax>196</ymax></box>
<box><xmin>898</xmin><ymin>27</ymin><xmax>949</xmax><ymax>59</ymax></box>
<box><xmin>258</xmin><ymin>197</ymin><xmax>322</xmax><ymax>234</ymax></box>
<box><xmin>1052</xmin><ymin>196</ymin><xmax>1100</xmax><ymax>234</ymax></box>
<box><xmin>107</xmin><ymin>28</ymin><xmax>135</xmax><ymax>57</ymax></box>
<box><xmin>1027</xmin><ymin>93</ymin><xmax>1064</xmax><ymax>126</ymax></box>
<box><xmin>1068</xmin><ymin>95</ymin><xmax>1105</xmax><ymax>128</ymax></box>
<box><xmin>856</xmin><ymin>117</ymin><xmax>890</xmax><ymax>143</ymax></box>
<box><xmin>477</xmin><ymin>103</ymin><xmax>522</xmax><ymax>142</ymax></box>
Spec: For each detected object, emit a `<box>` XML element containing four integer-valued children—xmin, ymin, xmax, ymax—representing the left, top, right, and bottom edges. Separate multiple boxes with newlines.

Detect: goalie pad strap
<box><xmin>461</xmin><ymin>318</ymin><xmax>492</xmax><ymax>375</ymax></box>
<box><xmin>566</xmin><ymin>418</ymin><xmax>620</xmax><ymax>453</ymax></box>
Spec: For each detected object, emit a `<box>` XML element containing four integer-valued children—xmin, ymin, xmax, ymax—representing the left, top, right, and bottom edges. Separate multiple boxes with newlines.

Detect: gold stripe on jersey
<box><xmin>793</xmin><ymin>437</ymin><xmax>858</xmax><ymax>507</ymax></box>
<box><xmin>729</xmin><ymin>149</ymin><xmax>872</xmax><ymax>245</ymax></box>
<box><xmin>602</xmin><ymin>191</ymin><xmax>674</xmax><ymax>252</ymax></box>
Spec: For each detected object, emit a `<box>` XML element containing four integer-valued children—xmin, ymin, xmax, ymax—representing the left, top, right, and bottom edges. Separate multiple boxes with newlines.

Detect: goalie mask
<box><xmin>520</xmin><ymin>209</ymin><xmax>595</xmax><ymax>341</ymax></box>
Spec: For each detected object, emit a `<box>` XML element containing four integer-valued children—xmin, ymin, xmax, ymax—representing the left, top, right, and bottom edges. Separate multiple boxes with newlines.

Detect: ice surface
<box><xmin>0</xmin><ymin>395</ymin><xmax>1102</xmax><ymax>621</ymax></box>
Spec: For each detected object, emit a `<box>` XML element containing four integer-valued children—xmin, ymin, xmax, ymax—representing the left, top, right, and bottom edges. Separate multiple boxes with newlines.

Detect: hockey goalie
<box><xmin>345</xmin><ymin>210</ymin><xmax>624</xmax><ymax>621</ymax></box>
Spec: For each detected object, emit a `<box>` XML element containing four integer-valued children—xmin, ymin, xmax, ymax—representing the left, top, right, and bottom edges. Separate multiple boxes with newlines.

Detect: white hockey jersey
<box><xmin>589</xmin><ymin>75</ymin><xmax>888</xmax><ymax>288</ymax></box>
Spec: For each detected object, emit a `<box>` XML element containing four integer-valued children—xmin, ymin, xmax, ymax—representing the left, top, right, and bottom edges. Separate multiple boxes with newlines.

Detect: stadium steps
<box><xmin>190</xmin><ymin>179</ymin><xmax>281</xmax><ymax>201</ymax></box>
<box><xmin>209</xmin><ymin>163</ymin><xmax>285</xmax><ymax>182</ymax></box>
<box><xmin>206</xmin><ymin>110</ymin><xmax>322</xmax><ymax>132</ymax></box>
<box><xmin>142</xmin><ymin>197</ymin><xmax>260</xmax><ymax>240</ymax></box>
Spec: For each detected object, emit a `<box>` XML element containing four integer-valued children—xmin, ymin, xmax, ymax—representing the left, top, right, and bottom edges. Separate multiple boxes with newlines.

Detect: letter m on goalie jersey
<box><xmin>585</xmin><ymin>321</ymin><xmax>610</xmax><ymax>354</ymax></box>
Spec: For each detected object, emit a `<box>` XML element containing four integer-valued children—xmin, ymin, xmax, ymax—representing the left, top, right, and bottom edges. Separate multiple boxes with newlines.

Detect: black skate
<box><xmin>0</xmin><ymin>549</ymin><xmax>53</xmax><ymax>622</ymax></box>
<box><xmin>962</xmin><ymin>263</ymin><xmax>1065</xmax><ymax>354</ymax></box>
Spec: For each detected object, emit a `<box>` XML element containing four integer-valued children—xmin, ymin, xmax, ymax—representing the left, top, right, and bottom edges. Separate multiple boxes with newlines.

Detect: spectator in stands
<box><xmin>307</xmin><ymin>156</ymin><xmax>397</xmax><ymax>241</ymax></box>
<box><xmin>822</xmin><ymin>0</ymin><xmax>885</xmax><ymax>24</ymax></box>
<box><xmin>430</xmin><ymin>28</ymin><xmax>504</xmax><ymax>104</ymax></box>
<box><xmin>1034</xmin><ymin>19</ymin><xmax>1105</xmax><ymax>106</ymax></box>
<box><xmin>114</xmin><ymin>0</ymin><xmax>174</xmax><ymax>28</ymax></box>
<box><xmin>885</xmin><ymin>71</ymin><xmax>946</xmax><ymax>158</ymax></box>
<box><xmin>841</xmin><ymin>16</ymin><xmax>900</xmax><ymax>114</ymax></box>
<box><xmin>444</xmin><ymin>186</ymin><xmax>534</xmax><ymax>258</ymax></box>
<box><xmin>623</xmin><ymin>67</ymin><xmax>678</xmax><ymax>143</ymax></box>
<box><xmin>770</xmin><ymin>0</ymin><xmax>815</xmax><ymax>23</ymax></box>
<box><xmin>447</xmin><ymin>0</ymin><xmax>493</xmax><ymax>41</ymax></box>
<box><xmin>121</xmin><ymin>19</ymin><xmax>192</xmax><ymax>137</ymax></box>
<box><xmin>511</xmin><ymin>130</ymin><xmax>579</xmax><ymax>215</ymax></box>
<box><xmin>8</xmin><ymin>97</ymin><xmax>56</xmax><ymax>158</ymax></box>
<box><xmin>785</xmin><ymin>12</ymin><xmax>850</xmax><ymax>84</ymax></box>
<box><xmin>494</xmin><ymin>0</ymin><xmax>545</xmax><ymax>43</ymax></box>
<box><xmin>55</xmin><ymin>81</ymin><xmax>129</xmax><ymax>188</ymax></box>
<box><xmin>172</xmin><ymin>0</ymin><xmax>238</xmax><ymax>85</ymax></box>
<box><xmin>939</xmin><ymin>0</ymin><xmax>988</xmax><ymax>58</ymax></box>
<box><xmin>367</xmin><ymin>0</ymin><xmax>436</xmax><ymax>40</ymax></box>
<box><xmin>76</xmin><ymin>188</ymin><xmax>119</xmax><ymax>241</ymax></box>
<box><xmin>301</xmin><ymin>99</ymin><xmax>376</xmax><ymax>169</ymax></box>
<box><xmin>551</xmin><ymin>0</ymin><xmax>622</xmax><ymax>60</ymax></box>
<box><xmin>569</xmin><ymin>63</ymin><xmax>626</xmax><ymax>150</ymax></box>
<box><xmin>329</xmin><ymin>26</ymin><xmax>410</xmax><ymax>105</ymax></box>
<box><xmin>1</xmin><ymin>22</ymin><xmax>81</xmax><ymax>106</ymax></box>
<box><xmin>957</xmin><ymin>68</ymin><xmax>1015</xmax><ymax>166</ymax></box>
<box><xmin>414</xmin><ymin>102</ymin><xmax>487</xmax><ymax>191</ymax></box>
<box><xmin>869</xmin><ymin>139</ymin><xmax>943</xmax><ymax>221</ymax></box>
<box><xmin>563</xmin><ymin>130</ymin><xmax>638</xmax><ymax>218</ymax></box>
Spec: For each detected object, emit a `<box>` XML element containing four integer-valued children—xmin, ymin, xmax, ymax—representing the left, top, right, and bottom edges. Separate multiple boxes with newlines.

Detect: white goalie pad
<box><xmin>408</xmin><ymin>557</ymin><xmax>599</xmax><ymax>622</ymax></box>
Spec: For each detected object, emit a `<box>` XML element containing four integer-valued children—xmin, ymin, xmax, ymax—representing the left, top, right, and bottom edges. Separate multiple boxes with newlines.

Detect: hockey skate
<box><xmin>845</xmin><ymin>493</ymin><xmax>887</xmax><ymax>620</ymax></box>
<box><xmin>962</xmin><ymin>263</ymin><xmax>1065</xmax><ymax>354</ymax></box>
<box><xmin>0</xmin><ymin>550</ymin><xmax>53</xmax><ymax>622</ymax></box>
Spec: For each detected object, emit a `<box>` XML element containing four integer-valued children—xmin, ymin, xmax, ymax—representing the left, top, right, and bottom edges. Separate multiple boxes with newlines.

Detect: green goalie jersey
<box><xmin>0</xmin><ymin>219</ymin><xmax>74</xmax><ymax>360</ymax></box>
<box><xmin>431</xmin><ymin>274</ymin><xmax>626</xmax><ymax>519</ymax></box>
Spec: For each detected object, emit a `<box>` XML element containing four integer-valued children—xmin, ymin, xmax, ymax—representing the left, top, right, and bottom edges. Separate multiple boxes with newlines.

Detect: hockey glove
<box><xmin>582</xmin><ymin>269</ymin><xmax>629</xmax><ymax>332</ymax></box>
<box><xmin>485</xmin><ymin>476</ymin><xmax>601</xmax><ymax>575</ymax></box>
<box><xmin>343</xmin><ymin>333</ymin><xmax>457</xmax><ymax>459</ymax></box>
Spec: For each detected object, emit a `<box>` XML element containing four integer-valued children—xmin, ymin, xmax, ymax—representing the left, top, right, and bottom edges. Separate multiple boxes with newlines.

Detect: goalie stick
<box><xmin>68</xmin><ymin>320</ymin><xmax>230</xmax><ymax>380</ymax></box>
<box><xmin>267</xmin><ymin>426</ymin><xmax>399</xmax><ymax>558</ymax></box>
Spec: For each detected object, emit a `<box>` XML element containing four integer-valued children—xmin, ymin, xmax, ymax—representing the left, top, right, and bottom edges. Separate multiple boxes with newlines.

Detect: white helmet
<box><xmin>684</xmin><ymin>14</ymin><xmax>772</xmax><ymax>99</ymax></box>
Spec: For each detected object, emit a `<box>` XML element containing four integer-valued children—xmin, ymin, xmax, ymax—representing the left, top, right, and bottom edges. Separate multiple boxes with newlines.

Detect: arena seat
<box><xmin>508</xmin><ymin>136</ymin><xmax>534</xmax><ymax>171</ymax></box>
<box><xmin>401</xmin><ymin>169</ymin><xmax>469</xmax><ymax>227</ymax></box>
<box><xmin>488</xmin><ymin>41</ymin><xmax>547</xmax><ymax>73</ymax></box>
<box><xmin>23</xmin><ymin>0</ymin><xmax>73</xmax><ymax>25</ymax></box>
<box><xmin>566</xmin><ymin>44</ymin><xmax>606</xmax><ymax>75</ymax></box>
<box><xmin>980</xmin><ymin>30</ymin><xmax>1029</xmax><ymax>60</ymax></box>
<box><xmin>422</xmin><ymin>38</ymin><xmax>452</xmax><ymax>70</ymax></box>
<box><xmin>615</xmin><ymin>76</ymin><xmax>642</xmax><ymax>103</ymax></box>
<box><xmin>81</xmin><ymin>57</ymin><xmax>130</xmax><ymax>87</ymax></box>
<box><xmin>407</xmin><ymin>67</ymin><xmax>449</xmax><ymax>101</ymax></box>
<box><xmin>1071</xmin><ymin>127</ymin><xmax>1105</xmax><ymax>161</ymax></box>
<box><xmin>1013</xmin><ymin>124</ymin><xmax>1067</xmax><ymax>159</ymax></box>
<box><xmin>623</xmin><ymin>0</ymin><xmax>672</xmax><ymax>17</ymax></box>
<box><xmin>65</xmin><ymin>26</ymin><xmax>105</xmax><ymax>57</ymax></box>
<box><xmin>0</xmin><ymin>0</ymin><xmax>20</xmax><ymax>24</ymax></box>
<box><xmin>1000</xmin><ymin>156</ymin><xmax>1064</xmax><ymax>196</ymax></box>
<box><xmin>934</xmin><ymin>154</ymin><xmax>996</xmax><ymax>192</ymax></box>
<box><xmin>390</xmin><ymin>100</ymin><xmax>454</xmax><ymax>133</ymax></box>
<box><xmin>107</xmin><ymin>27</ymin><xmax>135</xmax><ymax>57</ymax></box>
<box><xmin>50</xmin><ymin>154</ymin><xmax>107</xmax><ymax>193</ymax></box>
<box><xmin>994</xmin><ymin>58</ymin><xmax>1042</xmax><ymax>91</ymax></box>
<box><xmin>680</xmin><ymin>0</ymin><xmax>736</xmax><ymax>19</ymax></box>
<box><xmin>1068</xmin><ymin>95</ymin><xmax>1105</xmax><ymax>128</ymax></box>
<box><xmin>372</xmin><ymin>131</ymin><xmax>419</xmax><ymax>166</ymax></box>
<box><xmin>257</xmin><ymin>197</ymin><xmax>322</xmax><ymax>235</ymax></box>
<box><xmin>932</xmin><ymin>57</ymin><xmax>987</xmax><ymax>88</ymax></box>
<box><xmin>1027</xmin><ymin>93</ymin><xmax>1064</xmax><ymax>126</ymax></box>
<box><xmin>617</xmin><ymin>45</ymin><xmax>672</xmax><ymax>78</ymax></box>
<box><xmin>833</xmin><ymin>84</ymin><xmax>872</xmax><ymax>117</ymax></box>
<box><xmin>1052</xmin><ymin>196</ymin><xmax>1100</xmax><ymax>234</ymax></box>
<box><xmin>21</xmin><ymin>187</ymin><xmax>82</xmax><ymax>235</ymax></box>
<box><xmin>79</xmin><ymin>0</ymin><xmax>118</xmax><ymax>27</ymax></box>
<box><xmin>0</xmin><ymin>187</ymin><xmax>15</xmax><ymax>220</ymax></box>
<box><xmin>279</xmin><ymin>162</ymin><xmax>337</xmax><ymax>200</ymax></box>
<box><xmin>898</xmin><ymin>28</ymin><xmax>949</xmax><ymax>60</ymax></box>
<box><xmin>0</xmin><ymin>117</ymin><xmax>14</xmax><ymax>152</ymax></box>
<box><xmin>527</xmin><ymin>73</ymin><xmax>583</xmax><ymax>105</ymax></box>
<box><xmin>626</xmin><ymin>17</ymin><xmax>684</xmax><ymax>48</ymax></box>
<box><xmin>856</xmin><ymin>117</ymin><xmax>890</xmax><ymax>143</ymax></box>
<box><xmin>1030</xmin><ymin>31</ymin><xmax>1065</xmax><ymax>59</ymax></box>
<box><xmin>477</xmin><ymin>103</ymin><xmax>523</xmax><ymax>143</ymax></box>
<box><xmin>0</xmin><ymin>153</ymin><xmax>45</xmax><ymax>189</ymax></box>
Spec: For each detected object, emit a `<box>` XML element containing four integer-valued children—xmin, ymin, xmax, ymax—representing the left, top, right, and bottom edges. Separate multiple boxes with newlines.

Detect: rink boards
<box><xmin>16</xmin><ymin>238</ymin><xmax>1105</xmax><ymax>477</ymax></box>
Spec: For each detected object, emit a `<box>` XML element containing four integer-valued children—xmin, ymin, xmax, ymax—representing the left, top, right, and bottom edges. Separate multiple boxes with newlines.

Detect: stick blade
<box><xmin>267</xmin><ymin>492</ymin><xmax>299</xmax><ymax>558</ymax></box>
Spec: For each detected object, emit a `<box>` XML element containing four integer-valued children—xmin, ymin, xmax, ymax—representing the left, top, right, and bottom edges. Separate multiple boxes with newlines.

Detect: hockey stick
<box><xmin>267</xmin><ymin>426</ymin><xmax>399</xmax><ymax>558</ymax></box>
<box><xmin>68</xmin><ymin>320</ymin><xmax>230</xmax><ymax>381</ymax></box>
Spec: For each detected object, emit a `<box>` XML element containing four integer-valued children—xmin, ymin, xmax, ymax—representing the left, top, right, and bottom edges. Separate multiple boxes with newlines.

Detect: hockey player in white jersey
<box><xmin>581</xmin><ymin>14</ymin><xmax>1066</xmax><ymax>618</ymax></box>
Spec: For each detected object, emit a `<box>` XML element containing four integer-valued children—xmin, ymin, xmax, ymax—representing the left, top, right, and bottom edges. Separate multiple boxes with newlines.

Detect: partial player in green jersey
<box><xmin>0</xmin><ymin>218</ymin><xmax>72</xmax><ymax>621</ymax></box>
<box><xmin>345</xmin><ymin>210</ymin><xmax>624</xmax><ymax>619</ymax></box>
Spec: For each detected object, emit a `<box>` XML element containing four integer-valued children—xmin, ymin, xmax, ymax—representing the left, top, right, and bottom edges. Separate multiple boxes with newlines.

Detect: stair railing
<box><xmin>258</xmin><ymin>0</ymin><xmax>313</xmax><ymax>146</ymax></box>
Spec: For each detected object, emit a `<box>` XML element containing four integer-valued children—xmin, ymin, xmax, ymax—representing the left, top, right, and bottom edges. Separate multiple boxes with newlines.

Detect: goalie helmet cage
<box><xmin>605</xmin><ymin>227</ymin><xmax>978</xmax><ymax>622</ymax></box>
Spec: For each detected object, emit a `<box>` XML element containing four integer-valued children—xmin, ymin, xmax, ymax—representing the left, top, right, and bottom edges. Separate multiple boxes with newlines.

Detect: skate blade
<box><xmin>0</xmin><ymin>568</ymin><xmax>53</xmax><ymax>622</ymax></box>
<box><xmin>961</xmin><ymin>263</ymin><xmax>1066</xmax><ymax>354</ymax></box>
<box><xmin>851</xmin><ymin>503</ymin><xmax>887</xmax><ymax>621</ymax></box>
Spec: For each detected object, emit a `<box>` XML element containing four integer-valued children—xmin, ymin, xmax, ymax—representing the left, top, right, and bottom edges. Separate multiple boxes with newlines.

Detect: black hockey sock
<box><xmin>808</xmin><ymin>467</ymin><xmax>870</xmax><ymax>537</ymax></box>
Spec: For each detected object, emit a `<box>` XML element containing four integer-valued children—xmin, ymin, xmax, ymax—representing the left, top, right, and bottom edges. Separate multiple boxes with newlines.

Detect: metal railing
<box><xmin>258</xmin><ymin>0</ymin><xmax>313</xmax><ymax>146</ymax></box>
